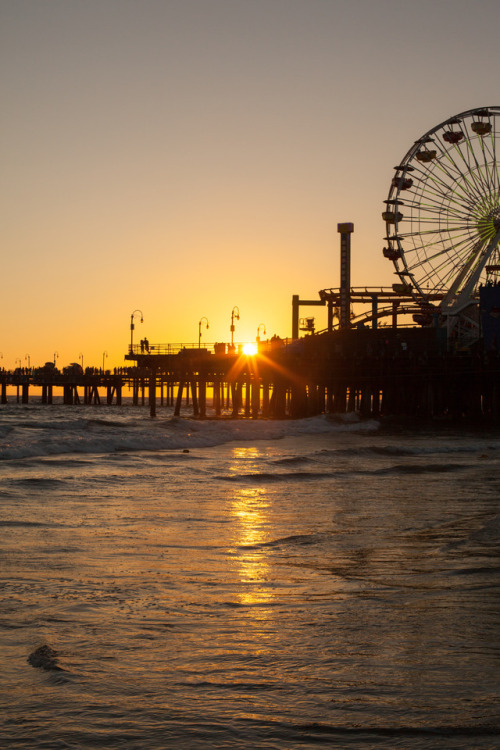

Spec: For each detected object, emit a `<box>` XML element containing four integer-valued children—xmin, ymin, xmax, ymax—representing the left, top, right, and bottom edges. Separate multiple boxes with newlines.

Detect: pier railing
<box><xmin>128</xmin><ymin>339</ymin><xmax>292</xmax><ymax>356</ymax></box>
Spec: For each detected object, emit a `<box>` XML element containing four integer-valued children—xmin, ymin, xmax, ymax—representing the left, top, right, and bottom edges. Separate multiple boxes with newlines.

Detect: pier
<box><xmin>3</xmin><ymin>324</ymin><xmax>500</xmax><ymax>423</ymax></box>
<box><xmin>123</xmin><ymin>327</ymin><xmax>500</xmax><ymax>421</ymax></box>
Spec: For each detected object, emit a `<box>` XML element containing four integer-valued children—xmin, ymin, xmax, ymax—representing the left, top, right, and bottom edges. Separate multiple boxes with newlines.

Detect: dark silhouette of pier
<box><xmin>1</xmin><ymin>366</ymin><xmax>125</xmax><ymax>406</ymax></box>
<box><xmin>4</xmin><ymin>327</ymin><xmax>500</xmax><ymax>423</ymax></box>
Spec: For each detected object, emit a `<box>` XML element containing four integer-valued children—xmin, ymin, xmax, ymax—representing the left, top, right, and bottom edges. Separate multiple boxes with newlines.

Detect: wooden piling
<box><xmin>149</xmin><ymin>369</ymin><xmax>156</xmax><ymax>418</ymax></box>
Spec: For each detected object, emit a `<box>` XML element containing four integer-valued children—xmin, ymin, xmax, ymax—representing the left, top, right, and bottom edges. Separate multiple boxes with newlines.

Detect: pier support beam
<box><xmin>199</xmin><ymin>377</ymin><xmax>207</xmax><ymax>418</ymax></box>
<box><xmin>174</xmin><ymin>378</ymin><xmax>184</xmax><ymax>416</ymax></box>
<box><xmin>262</xmin><ymin>383</ymin><xmax>270</xmax><ymax>417</ymax></box>
<box><xmin>251</xmin><ymin>379</ymin><xmax>261</xmax><ymax>418</ymax></box>
<box><xmin>149</xmin><ymin>368</ymin><xmax>157</xmax><ymax>418</ymax></box>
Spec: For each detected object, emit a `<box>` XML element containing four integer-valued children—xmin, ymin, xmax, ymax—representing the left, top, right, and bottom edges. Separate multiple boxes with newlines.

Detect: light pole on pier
<box><xmin>130</xmin><ymin>310</ymin><xmax>144</xmax><ymax>353</ymax></box>
<box><xmin>25</xmin><ymin>354</ymin><xmax>30</xmax><ymax>369</ymax></box>
<box><xmin>198</xmin><ymin>317</ymin><xmax>209</xmax><ymax>348</ymax></box>
<box><xmin>256</xmin><ymin>323</ymin><xmax>266</xmax><ymax>342</ymax></box>
<box><xmin>230</xmin><ymin>306</ymin><xmax>240</xmax><ymax>347</ymax></box>
<box><xmin>54</xmin><ymin>352</ymin><xmax>59</xmax><ymax>366</ymax></box>
<box><xmin>102</xmin><ymin>351</ymin><xmax>108</xmax><ymax>372</ymax></box>
<box><xmin>79</xmin><ymin>353</ymin><xmax>84</xmax><ymax>371</ymax></box>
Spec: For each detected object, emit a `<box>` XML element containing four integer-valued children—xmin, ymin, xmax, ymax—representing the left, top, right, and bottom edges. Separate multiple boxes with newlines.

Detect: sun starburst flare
<box><xmin>242</xmin><ymin>343</ymin><xmax>258</xmax><ymax>356</ymax></box>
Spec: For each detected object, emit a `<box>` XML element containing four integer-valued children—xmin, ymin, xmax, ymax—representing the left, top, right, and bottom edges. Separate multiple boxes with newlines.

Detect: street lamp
<box><xmin>79</xmin><ymin>353</ymin><xmax>84</xmax><ymax>371</ymax></box>
<box><xmin>256</xmin><ymin>323</ymin><xmax>266</xmax><ymax>342</ymax></box>
<box><xmin>102</xmin><ymin>351</ymin><xmax>108</xmax><ymax>372</ymax></box>
<box><xmin>230</xmin><ymin>306</ymin><xmax>240</xmax><ymax>347</ymax></box>
<box><xmin>53</xmin><ymin>352</ymin><xmax>59</xmax><ymax>366</ymax></box>
<box><xmin>25</xmin><ymin>354</ymin><xmax>31</xmax><ymax>369</ymax></box>
<box><xmin>130</xmin><ymin>309</ymin><xmax>144</xmax><ymax>352</ymax></box>
<box><xmin>198</xmin><ymin>317</ymin><xmax>209</xmax><ymax>348</ymax></box>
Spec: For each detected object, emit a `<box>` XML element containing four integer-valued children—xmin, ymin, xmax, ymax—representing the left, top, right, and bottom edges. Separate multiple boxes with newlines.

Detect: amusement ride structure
<box><xmin>317</xmin><ymin>106</ymin><xmax>500</xmax><ymax>346</ymax></box>
<box><xmin>383</xmin><ymin>105</ymin><xmax>500</xmax><ymax>343</ymax></box>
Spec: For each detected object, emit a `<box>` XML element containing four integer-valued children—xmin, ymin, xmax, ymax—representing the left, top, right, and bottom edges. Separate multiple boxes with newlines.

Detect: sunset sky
<box><xmin>2</xmin><ymin>0</ymin><xmax>499</xmax><ymax>369</ymax></box>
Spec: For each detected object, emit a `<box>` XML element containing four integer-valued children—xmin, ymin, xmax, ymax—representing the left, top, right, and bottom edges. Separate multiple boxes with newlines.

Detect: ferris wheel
<box><xmin>382</xmin><ymin>106</ymin><xmax>500</xmax><ymax>323</ymax></box>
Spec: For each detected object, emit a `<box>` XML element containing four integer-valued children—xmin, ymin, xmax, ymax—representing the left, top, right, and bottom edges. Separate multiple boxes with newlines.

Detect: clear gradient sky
<box><xmin>2</xmin><ymin>0</ymin><xmax>500</xmax><ymax>369</ymax></box>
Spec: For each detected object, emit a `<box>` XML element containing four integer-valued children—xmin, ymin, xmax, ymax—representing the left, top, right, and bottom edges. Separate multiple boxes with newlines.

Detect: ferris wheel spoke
<box><xmin>407</xmin><ymin>240</ymin><xmax>480</xmax><ymax>291</ymax></box>
<box><xmin>418</xmin><ymin>261</ymin><xmax>462</xmax><ymax>291</ymax></box>
<box><xmin>429</xmin><ymin>134</ymin><xmax>493</xmax><ymax>204</ymax></box>
<box><xmin>449</xmin><ymin>127</ymin><xmax>499</xmax><ymax>202</ymax></box>
<box><xmin>429</xmin><ymin>138</ymin><xmax>483</xmax><ymax>195</ymax></box>
<box><xmin>406</xmin><ymin>234</ymin><xmax>480</xmax><ymax>284</ymax></box>
<box><xmin>415</xmin><ymin>159</ymin><xmax>467</xmax><ymax>197</ymax></box>
<box><xmin>407</xmin><ymin>189</ymin><xmax>474</xmax><ymax>225</ymax></box>
<box><xmin>404</xmin><ymin>231</ymin><xmax>477</xmax><ymax>267</ymax></box>
<box><xmin>490</xmin><ymin>131</ymin><xmax>500</xmax><ymax>190</ymax></box>
<box><xmin>421</xmin><ymin>164</ymin><xmax>481</xmax><ymax>210</ymax></box>
<box><xmin>404</xmin><ymin>252</ymin><xmax>474</xmax><ymax>288</ymax></box>
<box><xmin>407</xmin><ymin>178</ymin><xmax>496</xmax><ymax>231</ymax></box>
<box><xmin>458</xmin><ymin>134</ymin><xmax>495</xmax><ymax>196</ymax></box>
<box><xmin>464</xmin><ymin>120</ymin><xmax>498</xmax><ymax>180</ymax></box>
<box><xmin>412</xmin><ymin>261</ymin><xmax>458</xmax><ymax>293</ymax></box>
<box><xmin>408</xmin><ymin>189</ymin><xmax>475</xmax><ymax>219</ymax></box>
<box><xmin>397</xmin><ymin>221</ymin><xmax>476</xmax><ymax>242</ymax></box>
<box><xmin>400</xmin><ymin>157</ymin><xmax>478</xmax><ymax>211</ymax></box>
<box><xmin>478</xmin><ymin>133</ymin><xmax>500</xmax><ymax>192</ymax></box>
<box><xmin>440</xmin><ymin>156</ymin><xmax>489</xmax><ymax>207</ymax></box>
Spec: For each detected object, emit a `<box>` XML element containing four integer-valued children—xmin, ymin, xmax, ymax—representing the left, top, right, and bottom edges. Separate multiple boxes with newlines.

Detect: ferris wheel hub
<box><xmin>477</xmin><ymin>208</ymin><xmax>500</xmax><ymax>240</ymax></box>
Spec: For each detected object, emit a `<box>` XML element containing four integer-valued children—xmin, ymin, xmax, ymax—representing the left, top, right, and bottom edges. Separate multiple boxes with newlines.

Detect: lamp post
<box><xmin>25</xmin><ymin>354</ymin><xmax>30</xmax><ymax>369</ymax></box>
<box><xmin>256</xmin><ymin>323</ymin><xmax>266</xmax><ymax>342</ymax></box>
<box><xmin>230</xmin><ymin>306</ymin><xmax>240</xmax><ymax>347</ymax></box>
<box><xmin>102</xmin><ymin>351</ymin><xmax>108</xmax><ymax>372</ymax></box>
<box><xmin>198</xmin><ymin>317</ymin><xmax>209</xmax><ymax>348</ymax></box>
<box><xmin>79</xmin><ymin>353</ymin><xmax>84</xmax><ymax>371</ymax></box>
<box><xmin>130</xmin><ymin>309</ymin><xmax>144</xmax><ymax>352</ymax></box>
<box><xmin>54</xmin><ymin>352</ymin><xmax>59</xmax><ymax>366</ymax></box>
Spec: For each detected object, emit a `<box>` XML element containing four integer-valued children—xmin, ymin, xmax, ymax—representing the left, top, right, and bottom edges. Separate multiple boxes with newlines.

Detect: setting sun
<box><xmin>242</xmin><ymin>343</ymin><xmax>258</xmax><ymax>356</ymax></box>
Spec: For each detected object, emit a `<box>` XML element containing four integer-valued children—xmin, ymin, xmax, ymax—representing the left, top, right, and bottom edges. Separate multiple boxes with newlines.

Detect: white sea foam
<box><xmin>0</xmin><ymin>406</ymin><xmax>380</xmax><ymax>460</ymax></box>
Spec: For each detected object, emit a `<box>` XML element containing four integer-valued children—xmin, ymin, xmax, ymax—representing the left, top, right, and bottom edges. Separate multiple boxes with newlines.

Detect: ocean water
<box><xmin>0</xmin><ymin>403</ymin><xmax>499</xmax><ymax>749</ymax></box>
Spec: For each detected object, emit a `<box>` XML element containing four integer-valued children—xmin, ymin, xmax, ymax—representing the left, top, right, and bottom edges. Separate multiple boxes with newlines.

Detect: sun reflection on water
<box><xmin>229</xmin><ymin>445</ymin><xmax>262</xmax><ymax>470</ymax></box>
<box><xmin>231</xmin><ymin>482</ymin><xmax>274</xmax><ymax>609</ymax></box>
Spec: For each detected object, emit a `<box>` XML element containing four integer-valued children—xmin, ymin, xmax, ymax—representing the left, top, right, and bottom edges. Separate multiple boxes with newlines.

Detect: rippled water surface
<box><xmin>1</xmin><ymin>405</ymin><xmax>499</xmax><ymax>748</ymax></box>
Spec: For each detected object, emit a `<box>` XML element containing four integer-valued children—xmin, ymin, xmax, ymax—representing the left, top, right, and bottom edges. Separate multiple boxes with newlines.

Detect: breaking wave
<box><xmin>0</xmin><ymin>406</ymin><xmax>379</xmax><ymax>461</ymax></box>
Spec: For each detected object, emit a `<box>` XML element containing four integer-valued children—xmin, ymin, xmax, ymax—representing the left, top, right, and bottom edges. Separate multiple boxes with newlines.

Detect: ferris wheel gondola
<box><xmin>382</xmin><ymin>106</ymin><xmax>500</xmax><ymax>331</ymax></box>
